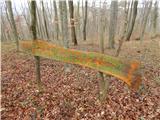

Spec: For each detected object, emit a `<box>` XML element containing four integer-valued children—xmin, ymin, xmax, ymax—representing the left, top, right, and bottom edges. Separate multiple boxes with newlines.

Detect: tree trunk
<box><xmin>76</xmin><ymin>1</ymin><xmax>80</xmax><ymax>39</ymax></box>
<box><xmin>83</xmin><ymin>0</ymin><xmax>88</xmax><ymax>41</ymax></box>
<box><xmin>91</xmin><ymin>1</ymin><xmax>98</xmax><ymax>43</ymax></box>
<box><xmin>99</xmin><ymin>4</ymin><xmax>109</xmax><ymax>101</ymax></box>
<box><xmin>140</xmin><ymin>1</ymin><xmax>152</xmax><ymax>41</ymax></box>
<box><xmin>59</xmin><ymin>0</ymin><xmax>70</xmax><ymax>72</ymax></box>
<box><xmin>1</xmin><ymin>9</ymin><xmax>7</xmax><ymax>42</ymax></box>
<box><xmin>152</xmin><ymin>1</ymin><xmax>158</xmax><ymax>37</ymax></box>
<box><xmin>68</xmin><ymin>0</ymin><xmax>78</xmax><ymax>45</ymax></box>
<box><xmin>5</xmin><ymin>3</ymin><xmax>13</xmax><ymax>41</ymax></box>
<box><xmin>125</xmin><ymin>0</ymin><xmax>138</xmax><ymax>41</ymax></box>
<box><xmin>108</xmin><ymin>1</ymin><xmax>118</xmax><ymax>49</ymax></box>
<box><xmin>126</xmin><ymin>0</ymin><xmax>133</xmax><ymax>30</ymax></box>
<box><xmin>62</xmin><ymin>1</ymin><xmax>69</xmax><ymax>48</ymax></box>
<box><xmin>30</xmin><ymin>1</ymin><xmax>42</xmax><ymax>90</ymax></box>
<box><xmin>59</xmin><ymin>1</ymin><xmax>63</xmax><ymax>40</ymax></box>
<box><xmin>5</xmin><ymin>1</ymin><xmax>19</xmax><ymax>51</ymax></box>
<box><xmin>59</xmin><ymin>1</ymin><xmax>69</xmax><ymax>48</ymax></box>
<box><xmin>116</xmin><ymin>0</ymin><xmax>128</xmax><ymax>57</ymax></box>
<box><xmin>53</xmin><ymin>0</ymin><xmax>59</xmax><ymax>40</ymax></box>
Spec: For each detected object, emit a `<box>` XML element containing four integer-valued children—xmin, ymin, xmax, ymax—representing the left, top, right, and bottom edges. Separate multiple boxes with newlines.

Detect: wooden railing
<box><xmin>20</xmin><ymin>40</ymin><xmax>142</xmax><ymax>90</ymax></box>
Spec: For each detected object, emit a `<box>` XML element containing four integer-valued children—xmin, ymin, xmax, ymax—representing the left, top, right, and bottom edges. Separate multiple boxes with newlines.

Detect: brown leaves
<box><xmin>1</xmin><ymin>39</ymin><xmax>160</xmax><ymax>119</ymax></box>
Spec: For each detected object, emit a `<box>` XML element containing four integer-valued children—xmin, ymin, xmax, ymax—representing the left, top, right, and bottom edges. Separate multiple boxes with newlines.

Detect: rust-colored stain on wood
<box><xmin>20</xmin><ymin>40</ymin><xmax>142</xmax><ymax>90</ymax></box>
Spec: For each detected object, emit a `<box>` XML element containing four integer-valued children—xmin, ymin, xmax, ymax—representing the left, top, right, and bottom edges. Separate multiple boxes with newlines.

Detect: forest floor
<box><xmin>1</xmin><ymin>38</ymin><xmax>160</xmax><ymax>120</ymax></box>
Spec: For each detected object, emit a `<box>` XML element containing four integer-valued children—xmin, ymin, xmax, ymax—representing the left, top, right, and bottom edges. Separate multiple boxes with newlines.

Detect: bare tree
<box><xmin>127</xmin><ymin>0</ymin><xmax>134</xmax><ymax>29</ymax></box>
<box><xmin>5</xmin><ymin>1</ymin><xmax>19</xmax><ymax>51</ymax></box>
<box><xmin>30</xmin><ymin>1</ymin><xmax>41</xmax><ymax>90</ymax></box>
<box><xmin>53</xmin><ymin>0</ymin><xmax>59</xmax><ymax>40</ymax></box>
<box><xmin>59</xmin><ymin>0</ymin><xmax>70</xmax><ymax>72</ymax></box>
<box><xmin>125</xmin><ymin>0</ymin><xmax>138</xmax><ymax>41</ymax></box>
<box><xmin>4</xmin><ymin>2</ymin><xmax>12</xmax><ymax>41</ymax></box>
<box><xmin>99</xmin><ymin>2</ymin><xmax>108</xmax><ymax>101</ymax></box>
<box><xmin>1</xmin><ymin>13</ymin><xmax>7</xmax><ymax>41</ymax></box>
<box><xmin>116</xmin><ymin>0</ymin><xmax>128</xmax><ymax>56</ymax></box>
<box><xmin>76</xmin><ymin>1</ymin><xmax>80</xmax><ymax>39</ymax></box>
<box><xmin>91</xmin><ymin>0</ymin><xmax>98</xmax><ymax>42</ymax></box>
<box><xmin>152</xmin><ymin>0</ymin><xmax>158</xmax><ymax>37</ymax></box>
<box><xmin>59</xmin><ymin>1</ymin><xmax>69</xmax><ymax>48</ymax></box>
<box><xmin>108</xmin><ymin>0</ymin><xmax>118</xmax><ymax>49</ymax></box>
<box><xmin>68</xmin><ymin>0</ymin><xmax>78</xmax><ymax>45</ymax></box>
<box><xmin>139</xmin><ymin>1</ymin><xmax>152</xmax><ymax>41</ymax></box>
<box><xmin>83</xmin><ymin>0</ymin><xmax>88</xmax><ymax>41</ymax></box>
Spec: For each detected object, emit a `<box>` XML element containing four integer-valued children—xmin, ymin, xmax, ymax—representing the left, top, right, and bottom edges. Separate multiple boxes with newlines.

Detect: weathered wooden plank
<box><xmin>20</xmin><ymin>40</ymin><xmax>142</xmax><ymax>90</ymax></box>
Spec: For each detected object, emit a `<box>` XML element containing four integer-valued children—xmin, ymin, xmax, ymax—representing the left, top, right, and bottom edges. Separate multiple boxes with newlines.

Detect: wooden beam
<box><xmin>20</xmin><ymin>40</ymin><xmax>142</xmax><ymax>90</ymax></box>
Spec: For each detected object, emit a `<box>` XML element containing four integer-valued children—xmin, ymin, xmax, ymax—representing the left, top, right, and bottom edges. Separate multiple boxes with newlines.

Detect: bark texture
<box><xmin>53</xmin><ymin>1</ymin><xmax>59</xmax><ymax>40</ymax></box>
<box><xmin>69</xmin><ymin>0</ymin><xmax>78</xmax><ymax>45</ymax></box>
<box><xmin>140</xmin><ymin>1</ymin><xmax>152</xmax><ymax>41</ymax></box>
<box><xmin>5</xmin><ymin>1</ymin><xmax>19</xmax><ymax>51</ymax></box>
<box><xmin>108</xmin><ymin>1</ymin><xmax>118</xmax><ymax>49</ymax></box>
<box><xmin>31</xmin><ymin>1</ymin><xmax>41</xmax><ymax>90</ymax></box>
<box><xmin>125</xmin><ymin>0</ymin><xmax>138</xmax><ymax>41</ymax></box>
<box><xmin>83</xmin><ymin>0</ymin><xmax>88</xmax><ymax>41</ymax></box>
<box><xmin>99</xmin><ymin>4</ymin><xmax>109</xmax><ymax>101</ymax></box>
